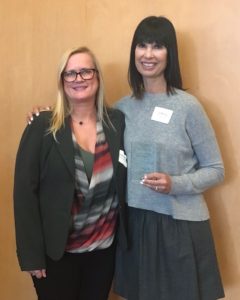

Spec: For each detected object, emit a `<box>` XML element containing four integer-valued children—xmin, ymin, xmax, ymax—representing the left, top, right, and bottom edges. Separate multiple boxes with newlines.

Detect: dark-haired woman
<box><xmin>114</xmin><ymin>16</ymin><xmax>225</xmax><ymax>300</ymax></box>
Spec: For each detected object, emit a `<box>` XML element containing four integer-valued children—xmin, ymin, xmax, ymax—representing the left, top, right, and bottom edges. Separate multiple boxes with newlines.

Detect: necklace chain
<box><xmin>71</xmin><ymin>115</ymin><xmax>96</xmax><ymax>126</ymax></box>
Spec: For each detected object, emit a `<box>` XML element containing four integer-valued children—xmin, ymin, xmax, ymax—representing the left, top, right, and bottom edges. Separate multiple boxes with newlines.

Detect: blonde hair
<box><xmin>49</xmin><ymin>46</ymin><xmax>107</xmax><ymax>139</ymax></box>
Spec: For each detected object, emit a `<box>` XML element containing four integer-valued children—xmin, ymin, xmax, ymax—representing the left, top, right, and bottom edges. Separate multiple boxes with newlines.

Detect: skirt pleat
<box><xmin>114</xmin><ymin>207</ymin><xmax>224</xmax><ymax>300</ymax></box>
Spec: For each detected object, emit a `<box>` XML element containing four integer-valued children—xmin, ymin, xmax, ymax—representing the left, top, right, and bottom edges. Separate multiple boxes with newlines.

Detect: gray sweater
<box><xmin>115</xmin><ymin>89</ymin><xmax>224</xmax><ymax>221</ymax></box>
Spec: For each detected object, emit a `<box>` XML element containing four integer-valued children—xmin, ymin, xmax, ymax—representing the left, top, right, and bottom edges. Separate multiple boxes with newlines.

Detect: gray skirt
<box><xmin>114</xmin><ymin>207</ymin><xmax>224</xmax><ymax>300</ymax></box>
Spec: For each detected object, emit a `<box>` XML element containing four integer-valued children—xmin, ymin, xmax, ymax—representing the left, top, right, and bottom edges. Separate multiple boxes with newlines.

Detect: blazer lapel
<box><xmin>55</xmin><ymin>117</ymin><xmax>75</xmax><ymax>180</ymax></box>
<box><xmin>103</xmin><ymin>114</ymin><xmax>119</xmax><ymax>173</ymax></box>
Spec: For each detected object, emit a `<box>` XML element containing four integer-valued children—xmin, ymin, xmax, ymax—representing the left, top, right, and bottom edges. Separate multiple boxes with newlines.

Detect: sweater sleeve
<box><xmin>14</xmin><ymin>112</ymin><xmax>50</xmax><ymax>270</ymax></box>
<box><xmin>169</xmin><ymin>101</ymin><xmax>224</xmax><ymax>195</ymax></box>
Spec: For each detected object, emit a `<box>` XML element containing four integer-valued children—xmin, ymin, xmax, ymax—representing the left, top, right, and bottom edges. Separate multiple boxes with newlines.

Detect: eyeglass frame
<box><xmin>62</xmin><ymin>68</ymin><xmax>98</xmax><ymax>82</ymax></box>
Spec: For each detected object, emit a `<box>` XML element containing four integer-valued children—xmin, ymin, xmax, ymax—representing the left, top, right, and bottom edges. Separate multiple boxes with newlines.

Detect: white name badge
<box><xmin>151</xmin><ymin>107</ymin><xmax>173</xmax><ymax>124</ymax></box>
<box><xmin>119</xmin><ymin>150</ymin><xmax>127</xmax><ymax>168</ymax></box>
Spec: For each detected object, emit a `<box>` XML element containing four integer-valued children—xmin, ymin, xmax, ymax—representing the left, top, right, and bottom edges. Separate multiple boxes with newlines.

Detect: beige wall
<box><xmin>0</xmin><ymin>0</ymin><xmax>239</xmax><ymax>299</ymax></box>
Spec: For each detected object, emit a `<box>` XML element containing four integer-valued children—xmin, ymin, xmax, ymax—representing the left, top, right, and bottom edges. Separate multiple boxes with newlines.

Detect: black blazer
<box><xmin>14</xmin><ymin>108</ymin><xmax>127</xmax><ymax>271</ymax></box>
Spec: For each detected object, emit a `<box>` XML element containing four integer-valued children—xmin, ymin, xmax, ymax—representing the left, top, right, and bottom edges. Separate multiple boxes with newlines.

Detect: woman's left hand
<box><xmin>28</xmin><ymin>269</ymin><xmax>47</xmax><ymax>279</ymax></box>
<box><xmin>141</xmin><ymin>172</ymin><xmax>172</xmax><ymax>194</ymax></box>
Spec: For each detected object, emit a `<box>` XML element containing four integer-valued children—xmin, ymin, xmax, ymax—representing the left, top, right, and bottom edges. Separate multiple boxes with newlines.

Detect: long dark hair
<box><xmin>128</xmin><ymin>16</ymin><xmax>183</xmax><ymax>99</ymax></box>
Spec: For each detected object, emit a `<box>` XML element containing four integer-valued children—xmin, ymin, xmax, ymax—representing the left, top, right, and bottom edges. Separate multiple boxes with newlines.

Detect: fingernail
<box><xmin>28</xmin><ymin>121</ymin><xmax>31</xmax><ymax>125</ymax></box>
<box><xmin>36</xmin><ymin>112</ymin><xmax>39</xmax><ymax>116</ymax></box>
<box><xmin>30</xmin><ymin>117</ymin><xmax>33</xmax><ymax>121</ymax></box>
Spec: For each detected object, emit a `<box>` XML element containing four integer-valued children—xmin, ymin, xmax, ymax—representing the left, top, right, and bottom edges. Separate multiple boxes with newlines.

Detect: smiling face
<box><xmin>135</xmin><ymin>42</ymin><xmax>167</xmax><ymax>81</ymax></box>
<box><xmin>63</xmin><ymin>52</ymin><xmax>99</xmax><ymax>105</ymax></box>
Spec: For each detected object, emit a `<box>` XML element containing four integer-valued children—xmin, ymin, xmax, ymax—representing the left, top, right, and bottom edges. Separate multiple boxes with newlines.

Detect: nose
<box><xmin>75</xmin><ymin>73</ymin><xmax>84</xmax><ymax>81</ymax></box>
<box><xmin>144</xmin><ymin>46</ymin><xmax>154</xmax><ymax>58</ymax></box>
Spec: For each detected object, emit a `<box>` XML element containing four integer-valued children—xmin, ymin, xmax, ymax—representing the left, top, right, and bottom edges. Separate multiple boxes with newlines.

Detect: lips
<box><xmin>72</xmin><ymin>85</ymin><xmax>88</xmax><ymax>91</ymax></box>
<box><xmin>141</xmin><ymin>62</ymin><xmax>157</xmax><ymax>70</ymax></box>
<box><xmin>142</xmin><ymin>62</ymin><xmax>155</xmax><ymax>66</ymax></box>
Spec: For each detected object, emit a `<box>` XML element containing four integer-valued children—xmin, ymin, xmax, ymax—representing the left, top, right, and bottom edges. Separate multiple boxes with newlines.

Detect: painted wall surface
<box><xmin>0</xmin><ymin>1</ymin><xmax>239</xmax><ymax>299</ymax></box>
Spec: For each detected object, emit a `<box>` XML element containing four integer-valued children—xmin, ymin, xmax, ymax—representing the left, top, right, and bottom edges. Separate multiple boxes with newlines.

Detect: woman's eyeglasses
<box><xmin>62</xmin><ymin>68</ymin><xmax>97</xmax><ymax>82</ymax></box>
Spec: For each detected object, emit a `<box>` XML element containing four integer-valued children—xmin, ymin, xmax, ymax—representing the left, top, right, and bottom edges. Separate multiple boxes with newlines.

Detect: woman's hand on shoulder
<box><xmin>141</xmin><ymin>172</ymin><xmax>172</xmax><ymax>194</ymax></box>
<box><xmin>28</xmin><ymin>269</ymin><xmax>46</xmax><ymax>279</ymax></box>
<box><xmin>27</xmin><ymin>105</ymin><xmax>52</xmax><ymax>125</ymax></box>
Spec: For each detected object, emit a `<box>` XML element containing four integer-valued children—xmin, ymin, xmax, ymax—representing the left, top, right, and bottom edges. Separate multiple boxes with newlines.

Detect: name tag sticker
<box><xmin>119</xmin><ymin>150</ymin><xmax>127</xmax><ymax>167</ymax></box>
<box><xmin>151</xmin><ymin>107</ymin><xmax>173</xmax><ymax>124</ymax></box>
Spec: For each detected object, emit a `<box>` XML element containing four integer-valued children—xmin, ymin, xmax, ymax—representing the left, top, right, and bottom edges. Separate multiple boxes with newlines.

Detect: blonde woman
<box><xmin>14</xmin><ymin>46</ymin><xmax>127</xmax><ymax>300</ymax></box>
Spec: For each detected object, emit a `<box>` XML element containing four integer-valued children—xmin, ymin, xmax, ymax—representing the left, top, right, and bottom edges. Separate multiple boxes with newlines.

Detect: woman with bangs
<box><xmin>24</xmin><ymin>16</ymin><xmax>225</xmax><ymax>300</ymax></box>
<box><xmin>114</xmin><ymin>16</ymin><xmax>225</xmax><ymax>300</ymax></box>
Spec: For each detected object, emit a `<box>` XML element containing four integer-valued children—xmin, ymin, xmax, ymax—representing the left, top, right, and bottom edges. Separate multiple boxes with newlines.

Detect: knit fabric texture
<box><xmin>115</xmin><ymin>89</ymin><xmax>224</xmax><ymax>221</ymax></box>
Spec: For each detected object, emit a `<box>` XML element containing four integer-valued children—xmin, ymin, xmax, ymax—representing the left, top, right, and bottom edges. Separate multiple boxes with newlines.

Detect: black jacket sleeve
<box><xmin>14</xmin><ymin>112</ymin><xmax>51</xmax><ymax>270</ymax></box>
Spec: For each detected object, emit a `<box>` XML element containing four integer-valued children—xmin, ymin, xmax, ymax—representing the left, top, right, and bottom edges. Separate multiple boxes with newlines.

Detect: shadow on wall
<box><xmin>178</xmin><ymin>31</ymin><xmax>199</xmax><ymax>92</ymax></box>
<box><xmin>205</xmin><ymin>100</ymin><xmax>239</xmax><ymax>288</ymax></box>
